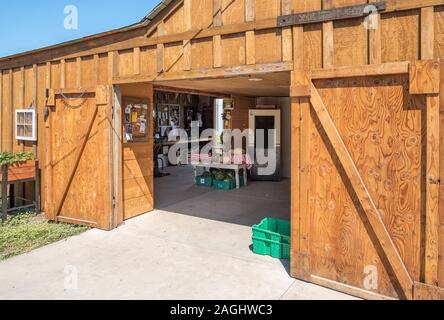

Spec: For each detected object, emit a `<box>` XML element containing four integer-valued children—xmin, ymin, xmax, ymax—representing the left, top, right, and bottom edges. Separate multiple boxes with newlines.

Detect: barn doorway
<box><xmin>117</xmin><ymin>71</ymin><xmax>291</xmax><ymax>265</ymax></box>
<box><xmin>152</xmin><ymin>72</ymin><xmax>291</xmax><ymax>260</ymax></box>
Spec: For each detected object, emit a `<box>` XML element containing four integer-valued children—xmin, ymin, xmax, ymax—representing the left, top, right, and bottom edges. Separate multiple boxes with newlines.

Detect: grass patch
<box><xmin>0</xmin><ymin>212</ymin><xmax>89</xmax><ymax>261</ymax></box>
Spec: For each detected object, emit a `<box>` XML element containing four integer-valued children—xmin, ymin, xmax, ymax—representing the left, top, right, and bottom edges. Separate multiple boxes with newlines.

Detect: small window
<box><xmin>16</xmin><ymin>109</ymin><xmax>37</xmax><ymax>141</ymax></box>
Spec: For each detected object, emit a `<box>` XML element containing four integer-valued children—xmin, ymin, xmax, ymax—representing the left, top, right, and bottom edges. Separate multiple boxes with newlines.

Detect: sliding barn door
<box><xmin>45</xmin><ymin>86</ymin><xmax>115</xmax><ymax>230</ymax></box>
<box><xmin>292</xmin><ymin>61</ymin><xmax>442</xmax><ymax>300</ymax></box>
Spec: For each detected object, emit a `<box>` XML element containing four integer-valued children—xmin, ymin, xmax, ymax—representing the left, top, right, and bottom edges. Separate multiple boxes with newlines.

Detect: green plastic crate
<box><xmin>213</xmin><ymin>177</ymin><xmax>244</xmax><ymax>190</ymax></box>
<box><xmin>213</xmin><ymin>179</ymin><xmax>235</xmax><ymax>190</ymax></box>
<box><xmin>195</xmin><ymin>176</ymin><xmax>213</xmax><ymax>187</ymax></box>
<box><xmin>252</xmin><ymin>218</ymin><xmax>290</xmax><ymax>260</ymax></box>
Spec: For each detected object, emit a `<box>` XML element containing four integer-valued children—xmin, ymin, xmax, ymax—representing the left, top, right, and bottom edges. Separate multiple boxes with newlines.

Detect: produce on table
<box><xmin>210</xmin><ymin>168</ymin><xmax>236</xmax><ymax>181</ymax></box>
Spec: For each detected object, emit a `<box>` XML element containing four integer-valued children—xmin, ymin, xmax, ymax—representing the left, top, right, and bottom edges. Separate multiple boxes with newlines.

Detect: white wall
<box><xmin>256</xmin><ymin>97</ymin><xmax>291</xmax><ymax>179</ymax></box>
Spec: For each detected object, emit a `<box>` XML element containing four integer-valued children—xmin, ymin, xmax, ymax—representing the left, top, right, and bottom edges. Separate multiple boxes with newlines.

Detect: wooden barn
<box><xmin>1</xmin><ymin>0</ymin><xmax>444</xmax><ymax>300</ymax></box>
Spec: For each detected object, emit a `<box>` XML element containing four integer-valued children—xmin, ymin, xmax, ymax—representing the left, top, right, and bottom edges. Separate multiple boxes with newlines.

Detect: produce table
<box><xmin>193</xmin><ymin>163</ymin><xmax>248</xmax><ymax>189</ymax></box>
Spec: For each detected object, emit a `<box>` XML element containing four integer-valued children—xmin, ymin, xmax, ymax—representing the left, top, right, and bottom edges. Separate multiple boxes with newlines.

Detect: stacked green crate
<box><xmin>195</xmin><ymin>172</ymin><xmax>213</xmax><ymax>187</ymax></box>
<box><xmin>252</xmin><ymin>218</ymin><xmax>290</xmax><ymax>260</ymax></box>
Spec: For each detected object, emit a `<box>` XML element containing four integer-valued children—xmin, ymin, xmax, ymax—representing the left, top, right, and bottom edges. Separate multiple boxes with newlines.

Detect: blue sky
<box><xmin>0</xmin><ymin>0</ymin><xmax>160</xmax><ymax>57</ymax></box>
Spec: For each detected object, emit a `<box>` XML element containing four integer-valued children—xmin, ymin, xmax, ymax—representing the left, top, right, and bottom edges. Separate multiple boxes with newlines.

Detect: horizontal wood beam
<box><xmin>310</xmin><ymin>61</ymin><xmax>410</xmax><ymax>79</ymax></box>
<box><xmin>154</xmin><ymin>85</ymin><xmax>229</xmax><ymax>98</ymax></box>
<box><xmin>47</xmin><ymin>86</ymin><xmax>108</xmax><ymax>106</ymax></box>
<box><xmin>385</xmin><ymin>0</ymin><xmax>443</xmax><ymax>12</ymax></box>
<box><xmin>113</xmin><ymin>62</ymin><xmax>293</xmax><ymax>84</ymax></box>
<box><xmin>56</xmin><ymin>216</ymin><xmax>98</xmax><ymax>228</ymax></box>
<box><xmin>53</xmin><ymin>86</ymin><xmax>97</xmax><ymax>95</ymax></box>
<box><xmin>310</xmin><ymin>275</ymin><xmax>397</xmax><ymax>300</ymax></box>
<box><xmin>278</xmin><ymin>2</ymin><xmax>386</xmax><ymax>27</ymax></box>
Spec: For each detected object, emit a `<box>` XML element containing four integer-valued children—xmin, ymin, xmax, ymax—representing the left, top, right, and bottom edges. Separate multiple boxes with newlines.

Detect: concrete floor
<box><xmin>0</xmin><ymin>166</ymin><xmax>357</xmax><ymax>300</ymax></box>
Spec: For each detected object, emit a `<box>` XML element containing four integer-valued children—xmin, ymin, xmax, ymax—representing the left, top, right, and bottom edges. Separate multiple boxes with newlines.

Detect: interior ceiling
<box><xmin>154</xmin><ymin>71</ymin><xmax>290</xmax><ymax>97</ymax></box>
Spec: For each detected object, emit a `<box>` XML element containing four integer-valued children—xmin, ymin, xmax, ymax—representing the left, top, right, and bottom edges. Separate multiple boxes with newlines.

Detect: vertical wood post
<box><xmin>213</xmin><ymin>0</ymin><xmax>222</xmax><ymax>68</ymax></box>
<box><xmin>289</xmin><ymin>0</ymin><xmax>300</xmax><ymax>275</ymax></box>
<box><xmin>213</xmin><ymin>0</ymin><xmax>222</xmax><ymax>27</ymax></box>
<box><xmin>245</xmin><ymin>31</ymin><xmax>256</xmax><ymax>65</ymax></box>
<box><xmin>425</xmin><ymin>94</ymin><xmax>440</xmax><ymax>286</ymax></box>
<box><xmin>281</xmin><ymin>0</ymin><xmax>292</xmax><ymax>15</ymax></box>
<box><xmin>297</xmin><ymin>86</ymin><xmax>312</xmax><ymax>281</ymax></box>
<box><xmin>282</xmin><ymin>0</ymin><xmax>294</xmax><ymax>62</ymax></box>
<box><xmin>290</xmin><ymin>71</ymin><xmax>310</xmax><ymax>280</ymax></box>
<box><xmin>35</xmin><ymin>160</ymin><xmax>40</xmax><ymax>214</ymax></box>
<box><xmin>133</xmin><ymin>47</ymin><xmax>141</xmax><ymax>75</ymax></box>
<box><xmin>440</xmin><ymin>49</ymin><xmax>444</xmax><ymax>290</ymax></box>
<box><xmin>19</xmin><ymin>67</ymin><xmax>24</xmax><ymax>108</ymax></box>
<box><xmin>44</xmin><ymin>61</ymin><xmax>54</xmax><ymax>218</ymax></box>
<box><xmin>112</xmin><ymin>85</ymin><xmax>124</xmax><ymax>226</ymax></box>
<box><xmin>290</xmin><ymin>95</ymin><xmax>300</xmax><ymax>277</ymax></box>
<box><xmin>410</xmin><ymin>60</ymin><xmax>441</xmax><ymax>288</ymax></box>
<box><xmin>8</xmin><ymin>69</ymin><xmax>13</xmax><ymax>152</ymax></box>
<box><xmin>421</xmin><ymin>7</ymin><xmax>435</xmax><ymax>60</ymax></box>
<box><xmin>183</xmin><ymin>41</ymin><xmax>192</xmax><ymax>71</ymax></box>
<box><xmin>183</xmin><ymin>0</ymin><xmax>192</xmax><ymax>71</ymax></box>
<box><xmin>32</xmin><ymin>64</ymin><xmax>38</xmax><ymax>108</ymax></box>
<box><xmin>19</xmin><ymin>67</ymin><xmax>25</xmax><ymax>152</ymax></box>
<box><xmin>157</xmin><ymin>22</ymin><xmax>165</xmax><ymax>73</ymax></box>
<box><xmin>1</xmin><ymin>165</ymin><xmax>7</xmax><ymax>222</ymax></box>
<box><xmin>245</xmin><ymin>0</ymin><xmax>255</xmax><ymax>22</ymax></box>
<box><xmin>76</xmin><ymin>57</ymin><xmax>82</xmax><ymax>88</ymax></box>
<box><xmin>369</xmin><ymin>13</ymin><xmax>382</xmax><ymax>64</ymax></box>
<box><xmin>183</xmin><ymin>0</ymin><xmax>192</xmax><ymax>30</ymax></box>
<box><xmin>322</xmin><ymin>22</ymin><xmax>334</xmax><ymax>68</ymax></box>
<box><xmin>213</xmin><ymin>35</ymin><xmax>222</xmax><ymax>68</ymax></box>
<box><xmin>93</xmin><ymin>54</ymin><xmax>100</xmax><ymax>85</ymax></box>
<box><xmin>60</xmin><ymin>59</ymin><xmax>66</xmax><ymax>89</ymax></box>
<box><xmin>292</xmin><ymin>27</ymin><xmax>304</xmax><ymax>70</ymax></box>
<box><xmin>32</xmin><ymin>64</ymin><xmax>38</xmax><ymax>157</ymax></box>
<box><xmin>322</xmin><ymin>1</ymin><xmax>334</xmax><ymax>68</ymax></box>
<box><xmin>108</xmin><ymin>51</ymin><xmax>119</xmax><ymax>84</ymax></box>
<box><xmin>245</xmin><ymin>0</ymin><xmax>255</xmax><ymax>65</ymax></box>
<box><xmin>291</xmin><ymin>4</ymin><xmax>310</xmax><ymax>277</ymax></box>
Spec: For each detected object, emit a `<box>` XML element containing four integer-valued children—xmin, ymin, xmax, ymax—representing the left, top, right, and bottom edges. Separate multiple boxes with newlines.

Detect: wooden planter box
<box><xmin>0</xmin><ymin>160</ymin><xmax>37</xmax><ymax>183</ymax></box>
<box><xmin>1</xmin><ymin>160</ymin><xmax>40</xmax><ymax>221</ymax></box>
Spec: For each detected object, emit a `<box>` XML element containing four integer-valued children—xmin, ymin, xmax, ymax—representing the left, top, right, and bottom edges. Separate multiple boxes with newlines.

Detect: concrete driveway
<box><xmin>0</xmin><ymin>209</ymin><xmax>356</xmax><ymax>300</ymax></box>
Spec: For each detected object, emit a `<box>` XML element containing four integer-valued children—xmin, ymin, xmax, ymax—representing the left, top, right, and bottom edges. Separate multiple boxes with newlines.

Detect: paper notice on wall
<box><xmin>140</xmin><ymin>122</ymin><xmax>146</xmax><ymax>134</ymax></box>
<box><xmin>131</xmin><ymin>112</ymin><xmax>138</xmax><ymax>123</ymax></box>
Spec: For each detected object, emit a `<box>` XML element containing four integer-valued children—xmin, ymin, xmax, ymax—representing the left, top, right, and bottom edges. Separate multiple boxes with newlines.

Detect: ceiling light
<box><xmin>248</xmin><ymin>76</ymin><xmax>263</xmax><ymax>82</ymax></box>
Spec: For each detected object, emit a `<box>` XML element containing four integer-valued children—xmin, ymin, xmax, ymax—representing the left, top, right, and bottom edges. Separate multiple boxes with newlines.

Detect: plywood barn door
<box><xmin>292</xmin><ymin>65</ymin><xmax>442</xmax><ymax>300</ymax></box>
<box><xmin>122</xmin><ymin>83</ymin><xmax>154</xmax><ymax>220</ymax></box>
<box><xmin>45</xmin><ymin>85</ymin><xmax>115</xmax><ymax>230</ymax></box>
